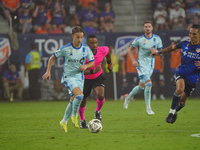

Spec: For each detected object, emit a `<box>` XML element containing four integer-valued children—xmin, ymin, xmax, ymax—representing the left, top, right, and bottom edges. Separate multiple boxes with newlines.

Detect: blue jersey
<box><xmin>53</xmin><ymin>42</ymin><xmax>94</xmax><ymax>83</ymax></box>
<box><xmin>131</xmin><ymin>34</ymin><xmax>163</xmax><ymax>77</ymax></box>
<box><xmin>175</xmin><ymin>40</ymin><xmax>200</xmax><ymax>84</ymax></box>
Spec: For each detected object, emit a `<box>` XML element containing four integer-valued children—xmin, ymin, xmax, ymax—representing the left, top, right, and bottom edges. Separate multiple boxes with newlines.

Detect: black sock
<box><xmin>175</xmin><ymin>103</ymin><xmax>185</xmax><ymax>113</ymax></box>
<box><xmin>171</xmin><ymin>92</ymin><xmax>181</xmax><ymax>109</ymax></box>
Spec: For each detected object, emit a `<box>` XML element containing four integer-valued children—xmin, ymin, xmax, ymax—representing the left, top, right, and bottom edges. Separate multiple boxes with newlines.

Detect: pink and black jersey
<box><xmin>85</xmin><ymin>46</ymin><xmax>109</xmax><ymax>79</ymax></box>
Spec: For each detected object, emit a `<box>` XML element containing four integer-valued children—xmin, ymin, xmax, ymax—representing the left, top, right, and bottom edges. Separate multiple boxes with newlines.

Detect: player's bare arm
<box><xmin>79</xmin><ymin>61</ymin><xmax>95</xmax><ymax>71</ymax></box>
<box><xmin>151</xmin><ymin>45</ymin><xmax>176</xmax><ymax>56</ymax></box>
<box><xmin>128</xmin><ymin>45</ymin><xmax>138</xmax><ymax>67</ymax></box>
<box><xmin>106</xmin><ymin>50</ymin><xmax>113</xmax><ymax>72</ymax></box>
<box><xmin>42</xmin><ymin>55</ymin><xmax>56</xmax><ymax>80</ymax></box>
<box><xmin>84</xmin><ymin>65</ymin><xmax>101</xmax><ymax>75</ymax></box>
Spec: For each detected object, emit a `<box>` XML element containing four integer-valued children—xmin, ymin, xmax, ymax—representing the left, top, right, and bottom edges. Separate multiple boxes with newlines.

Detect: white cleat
<box><xmin>146</xmin><ymin>109</ymin><xmax>155</xmax><ymax>115</ymax></box>
<box><xmin>124</xmin><ymin>94</ymin><xmax>130</xmax><ymax>109</ymax></box>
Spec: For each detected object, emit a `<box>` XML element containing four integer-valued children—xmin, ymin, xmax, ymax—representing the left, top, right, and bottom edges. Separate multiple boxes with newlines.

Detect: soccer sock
<box><xmin>171</xmin><ymin>92</ymin><xmax>181</xmax><ymax>109</ymax></box>
<box><xmin>72</xmin><ymin>95</ymin><xmax>84</xmax><ymax>116</ymax></box>
<box><xmin>96</xmin><ymin>98</ymin><xmax>105</xmax><ymax>112</ymax></box>
<box><xmin>175</xmin><ymin>103</ymin><xmax>185</xmax><ymax>113</ymax></box>
<box><xmin>78</xmin><ymin>106</ymin><xmax>86</xmax><ymax>121</ymax></box>
<box><xmin>63</xmin><ymin>101</ymin><xmax>73</xmax><ymax>122</ymax></box>
<box><xmin>144</xmin><ymin>82</ymin><xmax>152</xmax><ymax>105</ymax></box>
<box><xmin>127</xmin><ymin>85</ymin><xmax>144</xmax><ymax>99</ymax></box>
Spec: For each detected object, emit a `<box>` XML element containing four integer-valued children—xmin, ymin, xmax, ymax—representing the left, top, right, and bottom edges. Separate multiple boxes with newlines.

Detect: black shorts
<box><xmin>83</xmin><ymin>74</ymin><xmax>105</xmax><ymax>99</ymax></box>
<box><xmin>174</xmin><ymin>74</ymin><xmax>196</xmax><ymax>96</ymax></box>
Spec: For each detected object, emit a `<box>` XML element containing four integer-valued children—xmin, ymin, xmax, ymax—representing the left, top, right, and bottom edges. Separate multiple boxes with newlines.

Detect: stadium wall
<box><xmin>1</xmin><ymin>31</ymin><xmax>199</xmax><ymax>100</ymax></box>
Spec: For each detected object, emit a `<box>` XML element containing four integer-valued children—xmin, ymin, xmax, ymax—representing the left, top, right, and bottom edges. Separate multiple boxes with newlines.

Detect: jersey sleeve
<box><xmin>175</xmin><ymin>41</ymin><xmax>184</xmax><ymax>49</ymax></box>
<box><xmin>86</xmin><ymin>47</ymin><xmax>94</xmax><ymax>62</ymax></box>
<box><xmin>157</xmin><ymin>37</ymin><xmax>163</xmax><ymax>50</ymax></box>
<box><xmin>53</xmin><ymin>46</ymin><xmax>65</xmax><ymax>59</ymax></box>
<box><xmin>131</xmin><ymin>38</ymin><xmax>139</xmax><ymax>48</ymax></box>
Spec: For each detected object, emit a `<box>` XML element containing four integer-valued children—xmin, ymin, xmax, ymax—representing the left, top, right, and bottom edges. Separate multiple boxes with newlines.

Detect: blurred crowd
<box><xmin>152</xmin><ymin>0</ymin><xmax>200</xmax><ymax>31</ymax></box>
<box><xmin>0</xmin><ymin>0</ymin><xmax>115</xmax><ymax>34</ymax></box>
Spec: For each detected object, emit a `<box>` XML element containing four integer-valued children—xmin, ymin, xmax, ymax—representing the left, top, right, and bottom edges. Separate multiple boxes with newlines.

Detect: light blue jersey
<box><xmin>53</xmin><ymin>43</ymin><xmax>94</xmax><ymax>95</ymax></box>
<box><xmin>131</xmin><ymin>34</ymin><xmax>163</xmax><ymax>78</ymax></box>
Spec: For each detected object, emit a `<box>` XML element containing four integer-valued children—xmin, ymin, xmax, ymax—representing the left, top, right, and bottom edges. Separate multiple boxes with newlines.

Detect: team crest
<box><xmin>115</xmin><ymin>36</ymin><xmax>138</xmax><ymax>56</ymax></box>
<box><xmin>143</xmin><ymin>40</ymin><xmax>146</xmax><ymax>45</ymax></box>
<box><xmin>196</xmin><ymin>48</ymin><xmax>200</xmax><ymax>53</ymax></box>
<box><xmin>70</xmin><ymin>49</ymin><xmax>73</xmax><ymax>56</ymax></box>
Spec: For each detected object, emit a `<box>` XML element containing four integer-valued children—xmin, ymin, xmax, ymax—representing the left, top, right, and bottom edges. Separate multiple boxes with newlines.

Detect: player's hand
<box><xmin>107</xmin><ymin>65</ymin><xmax>113</xmax><ymax>73</ymax></box>
<box><xmin>93</xmin><ymin>65</ymin><xmax>101</xmax><ymax>73</ymax></box>
<box><xmin>42</xmin><ymin>72</ymin><xmax>51</xmax><ymax>80</ymax></box>
<box><xmin>132</xmin><ymin>60</ymin><xmax>139</xmax><ymax>67</ymax></box>
<box><xmin>150</xmin><ymin>47</ymin><xmax>158</xmax><ymax>57</ymax></box>
<box><xmin>195</xmin><ymin>61</ymin><xmax>200</xmax><ymax>69</ymax></box>
<box><xmin>79</xmin><ymin>65</ymin><xmax>87</xmax><ymax>71</ymax></box>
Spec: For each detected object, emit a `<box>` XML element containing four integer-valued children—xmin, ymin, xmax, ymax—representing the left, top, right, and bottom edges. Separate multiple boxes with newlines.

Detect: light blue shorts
<box><xmin>62</xmin><ymin>77</ymin><xmax>84</xmax><ymax>96</ymax></box>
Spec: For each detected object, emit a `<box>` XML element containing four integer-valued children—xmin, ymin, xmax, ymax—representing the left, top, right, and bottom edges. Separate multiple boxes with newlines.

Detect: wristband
<box><xmin>90</xmin><ymin>70</ymin><xmax>94</xmax><ymax>74</ymax></box>
<box><xmin>158</xmin><ymin>51</ymin><xmax>162</xmax><ymax>55</ymax></box>
<box><xmin>108</xmin><ymin>63</ymin><xmax>112</xmax><ymax>66</ymax></box>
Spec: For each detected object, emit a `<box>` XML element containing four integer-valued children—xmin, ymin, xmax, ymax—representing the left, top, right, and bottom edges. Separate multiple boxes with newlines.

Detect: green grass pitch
<box><xmin>0</xmin><ymin>99</ymin><xmax>200</xmax><ymax>150</ymax></box>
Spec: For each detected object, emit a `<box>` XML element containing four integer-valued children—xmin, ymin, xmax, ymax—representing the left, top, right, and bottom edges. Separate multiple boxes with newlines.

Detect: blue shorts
<box><xmin>174</xmin><ymin>74</ymin><xmax>196</xmax><ymax>96</ymax></box>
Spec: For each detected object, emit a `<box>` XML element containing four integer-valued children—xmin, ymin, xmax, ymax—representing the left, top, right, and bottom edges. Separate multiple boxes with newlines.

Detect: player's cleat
<box><xmin>59</xmin><ymin>120</ymin><xmax>68</xmax><ymax>132</ymax></box>
<box><xmin>124</xmin><ymin>94</ymin><xmax>130</xmax><ymax>109</ymax></box>
<box><xmin>71</xmin><ymin>115</ymin><xmax>79</xmax><ymax>128</ymax></box>
<box><xmin>165</xmin><ymin>113</ymin><xmax>174</xmax><ymax>123</ymax></box>
<box><xmin>146</xmin><ymin>108</ymin><xmax>155</xmax><ymax>115</ymax></box>
<box><xmin>94</xmin><ymin>111</ymin><xmax>102</xmax><ymax>121</ymax></box>
<box><xmin>80</xmin><ymin>119</ymin><xmax>88</xmax><ymax>129</ymax></box>
<box><xmin>171</xmin><ymin>113</ymin><xmax>178</xmax><ymax>123</ymax></box>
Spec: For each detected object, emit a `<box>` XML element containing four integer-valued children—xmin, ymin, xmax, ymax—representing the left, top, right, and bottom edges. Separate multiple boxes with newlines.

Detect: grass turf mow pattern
<box><xmin>0</xmin><ymin>99</ymin><xmax>200</xmax><ymax>150</ymax></box>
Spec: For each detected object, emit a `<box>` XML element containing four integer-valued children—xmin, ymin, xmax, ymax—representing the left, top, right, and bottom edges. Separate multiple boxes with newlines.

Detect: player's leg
<box><xmin>71</xmin><ymin>87</ymin><xmax>84</xmax><ymax>128</ymax></box>
<box><xmin>60</xmin><ymin>96</ymin><xmax>74</xmax><ymax>132</ymax></box>
<box><xmin>170</xmin><ymin>78</ymin><xmax>196</xmax><ymax>123</ymax></box>
<box><xmin>94</xmin><ymin>86</ymin><xmax>105</xmax><ymax>121</ymax></box>
<box><xmin>124</xmin><ymin>80</ymin><xmax>145</xmax><ymax>109</ymax></box>
<box><xmin>79</xmin><ymin>79</ymin><xmax>92</xmax><ymax>128</ymax></box>
<box><xmin>141</xmin><ymin>74</ymin><xmax>154</xmax><ymax>115</ymax></box>
<box><xmin>166</xmin><ymin>78</ymin><xmax>185</xmax><ymax>123</ymax></box>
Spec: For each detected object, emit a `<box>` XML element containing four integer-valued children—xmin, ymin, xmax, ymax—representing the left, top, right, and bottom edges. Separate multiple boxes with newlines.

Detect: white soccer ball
<box><xmin>88</xmin><ymin>119</ymin><xmax>103</xmax><ymax>133</ymax></box>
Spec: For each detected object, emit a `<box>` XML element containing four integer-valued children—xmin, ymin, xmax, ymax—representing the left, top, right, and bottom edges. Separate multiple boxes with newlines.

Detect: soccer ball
<box><xmin>88</xmin><ymin>119</ymin><xmax>103</xmax><ymax>133</ymax></box>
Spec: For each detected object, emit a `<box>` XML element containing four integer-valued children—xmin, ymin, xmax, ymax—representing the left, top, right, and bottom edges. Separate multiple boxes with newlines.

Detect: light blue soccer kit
<box><xmin>131</xmin><ymin>34</ymin><xmax>163</xmax><ymax>81</ymax></box>
<box><xmin>53</xmin><ymin>43</ymin><xmax>94</xmax><ymax>121</ymax></box>
<box><xmin>128</xmin><ymin>34</ymin><xmax>163</xmax><ymax>106</ymax></box>
<box><xmin>53</xmin><ymin>43</ymin><xmax>94</xmax><ymax>95</ymax></box>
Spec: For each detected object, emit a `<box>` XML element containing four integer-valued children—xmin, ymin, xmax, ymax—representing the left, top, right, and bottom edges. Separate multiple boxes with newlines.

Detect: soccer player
<box><xmin>151</xmin><ymin>24</ymin><xmax>200</xmax><ymax>123</ymax></box>
<box><xmin>42</xmin><ymin>26</ymin><xmax>95</xmax><ymax>132</ymax></box>
<box><xmin>123</xmin><ymin>20</ymin><xmax>163</xmax><ymax>115</ymax></box>
<box><xmin>78</xmin><ymin>34</ymin><xmax>113</xmax><ymax>128</ymax></box>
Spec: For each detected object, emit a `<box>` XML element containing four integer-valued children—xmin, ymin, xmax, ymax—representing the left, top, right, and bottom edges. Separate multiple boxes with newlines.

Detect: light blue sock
<box><xmin>144</xmin><ymin>82</ymin><xmax>152</xmax><ymax>104</ymax></box>
<box><xmin>63</xmin><ymin>101</ymin><xmax>73</xmax><ymax>121</ymax></box>
<box><xmin>72</xmin><ymin>95</ymin><xmax>84</xmax><ymax>116</ymax></box>
<box><xmin>127</xmin><ymin>85</ymin><xmax>144</xmax><ymax>99</ymax></box>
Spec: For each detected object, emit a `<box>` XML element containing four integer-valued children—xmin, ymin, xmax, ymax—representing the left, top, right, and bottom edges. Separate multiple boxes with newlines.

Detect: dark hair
<box><xmin>191</xmin><ymin>24</ymin><xmax>200</xmax><ymax>31</ymax></box>
<box><xmin>143</xmin><ymin>20</ymin><xmax>153</xmax><ymax>26</ymax></box>
<box><xmin>72</xmin><ymin>26</ymin><xmax>84</xmax><ymax>35</ymax></box>
<box><xmin>87</xmin><ymin>34</ymin><xmax>97</xmax><ymax>42</ymax></box>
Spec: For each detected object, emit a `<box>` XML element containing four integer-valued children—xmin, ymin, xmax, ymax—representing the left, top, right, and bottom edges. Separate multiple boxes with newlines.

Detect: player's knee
<box><xmin>175</xmin><ymin>89</ymin><xmax>184</xmax><ymax>95</ymax></box>
<box><xmin>80</xmin><ymin>99</ymin><xmax>86</xmax><ymax>107</ymax></box>
<box><xmin>75</xmin><ymin>95</ymin><xmax>84</xmax><ymax>101</ymax></box>
<box><xmin>145</xmin><ymin>82</ymin><xmax>152</xmax><ymax>87</ymax></box>
<box><xmin>97</xmin><ymin>95</ymin><xmax>104</xmax><ymax>101</ymax></box>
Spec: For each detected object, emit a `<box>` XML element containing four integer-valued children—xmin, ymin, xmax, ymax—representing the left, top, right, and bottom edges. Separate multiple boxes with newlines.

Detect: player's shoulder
<box><xmin>60</xmin><ymin>43</ymin><xmax>71</xmax><ymax>50</ymax></box>
<box><xmin>97</xmin><ymin>46</ymin><xmax>109</xmax><ymax>51</ymax></box>
<box><xmin>135</xmin><ymin>35</ymin><xmax>145</xmax><ymax>41</ymax></box>
<box><xmin>82</xmin><ymin>43</ymin><xmax>91</xmax><ymax>50</ymax></box>
<box><xmin>152</xmin><ymin>34</ymin><xmax>161</xmax><ymax>39</ymax></box>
